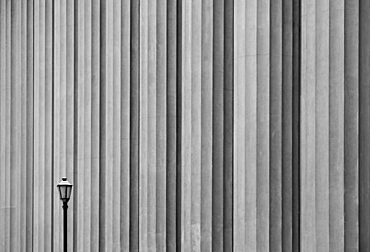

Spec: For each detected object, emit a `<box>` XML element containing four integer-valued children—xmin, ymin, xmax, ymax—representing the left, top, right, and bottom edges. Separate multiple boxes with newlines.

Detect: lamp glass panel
<box><xmin>66</xmin><ymin>186</ymin><xmax>72</xmax><ymax>199</ymax></box>
<box><xmin>59</xmin><ymin>186</ymin><xmax>67</xmax><ymax>199</ymax></box>
<box><xmin>58</xmin><ymin>186</ymin><xmax>63</xmax><ymax>199</ymax></box>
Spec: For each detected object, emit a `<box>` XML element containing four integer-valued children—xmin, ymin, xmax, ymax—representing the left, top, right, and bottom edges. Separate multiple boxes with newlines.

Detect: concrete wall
<box><xmin>0</xmin><ymin>0</ymin><xmax>366</xmax><ymax>251</ymax></box>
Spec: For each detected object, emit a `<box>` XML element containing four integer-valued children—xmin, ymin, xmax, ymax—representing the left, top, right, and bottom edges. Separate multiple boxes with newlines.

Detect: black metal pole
<box><xmin>63</xmin><ymin>202</ymin><xmax>68</xmax><ymax>252</ymax></box>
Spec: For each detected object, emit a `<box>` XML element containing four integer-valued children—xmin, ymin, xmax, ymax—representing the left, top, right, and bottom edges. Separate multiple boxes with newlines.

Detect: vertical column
<box><xmin>156</xmin><ymin>0</ymin><xmax>167</xmax><ymax>250</ymax></box>
<box><xmin>245</xmin><ymin>0</ymin><xmax>258</xmax><ymax>249</ymax></box>
<box><xmin>75</xmin><ymin>0</ymin><xmax>86</xmax><ymax>250</ymax></box>
<box><xmin>58</xmin><ymin>0</ymin><xmax>67</xmax><ymax>248</ymax></box>
<box><xmin>191</xmin><ymin>0</ymin><xmax>201</xmax><ymax>250</ymax></box>
<box><xmin>148</xmin><ymin>0</ymin><xmax>158</xmax><ymax>248</ymax></box>
<box><xmin>139</xmin><ymin>0</ymin><xmax>149</xmax><ymax>249</ymax></box>
<box><xmin>292</xmin><ymin>0</ymin><xmax>301</xmax><ymax>250</ymax></box>
<box><xmin>9</xmin><ymin>2</ymin><xmax>21</xmax><ymax>251</ymax></box>
<box><xmin>223</xmin><ymin>1</ymin><xmax>234</xmax><ymax>251</ymax></box>
<box><xmin>53</xmin><ymin>0</ymin><xmax>75</xmax><ymax>250</ymax></box>
<box><xmin>129</xmin><ymin>0</ymin><xmax>140</xmax><ymax>249</ymax></box>
<box><xmin>166</xmin><ymin>0</ymin><xmax>178</xmax><ymax>250</ymax></box>
<box><xmin>282</xmin><ymin>0</ymin><xmax>294</xmax><ymax>250</ymax></box>
<box><xmin>359</xmin><ymin>0</ymin><xmax>370</xmax><ymax>249</ymax></box>
<box><xmin>0</xmin><ymin>0</ymin><xmax>6</xmax><ymax>248</ymax></box>
<box><xmin>315</xmin><ymin>0</ymin><xmax>330</xmax><ymax>250</ymax></box>
<box><xmin>329</xmin><ymin>0</ymin><xmax>345</xmax><ymax>250</ymax></box>
<box><xmin>86</xmin><ymin>0</ymin><xmax>93</xmax><ymax>247</ymax></box>
<box><xmin>91</xmin><ymin>0</ymin><xmax>100</xmax><ymax>250</ymax></box>
<box><xmin>26</xmin><ymin>0</ymin><xmax>34</xmax><ymax>250</ymax></box>
<box><xmin>344</xmin><ymin>0</ymin><xmax>359</xmax><ymax>250</ymax></box>
<box><xmin>53</xmin><ymin>0</ymin><xmax>61</xmax><ymax>249</ymax></box>
<box><xmin>20</xmin><ymin>0</ymin><xmax>28</xmax><ymax>250</ymax></box>
<box><xmin>105</xmin><ymin>0</ymin><xmax>114</xmax><ymax>249</ymax></box>
<box><xmin>120</xmin><ymin>0</ymin><xmax>130</xmax><ymax>250</ymax></box>
<box><xmin>201</xmin><ymin>0</ymin><xmax>213</xmax><ymax>251</ymax></box>
<box><xmin>10</xmin><ymin>0</ymin><xmax>21</xmax><ymax>251</ymax></box>
<box><xmin>270</xmin><ymin>0</ymin><xmax>283</xmax><ymax>250</ymax></box>
<box><xmin>45</xmin><ymin>0</ymin><xmax>53</xmax><ymax>250</ymax></box>
<box><xmin>99</xmin><ymin>0</ymin><xmax>107</xmax><ymax>249</ymax></box>
<box><xmin>181</xmin><ymin>0</ymin><xmax>191</xmax><ymax>250</ymax></box>
<box><xmin>176</xmin><ymin>1</ymin><xmax>182</xmax><ymax>249</ymax></box>
<box><xmin>212</xmin><ymin>0</ymin><xmax>224</xmax><ymax>251</ymax></box>
<box><xmin>33</xmin><ymin>0</ymin><xmax>45</xmax><ymax>250</ymax></box>
<box><xmin>5</xmin><ymin>1</ymin><xmax>11</xmax><ymax>249</ymax></box>
<box><xmin>66</xmin><ymin>0</ymin><xmax>74</xmax><ymax>249</ymax></box>
<box><xmin>99</xmin><ymin>0</ymin><xmax>115</xmax><ymax>250</ymax></box>
<box><xmin>112</xmin><ymin>0</ymin><xmax>122</xmax><ymax>250</ymax></box>
<box><xmin>233</xmin><ymin>0</ymin><xmax>246</xmax><ymax>249</ymax></box>
<box><xmin>300</xmin><ymin>0</ymin><xmax>317</xmax><ymax>249</ymax></box>
<box><xmin>256</xmin><ymin>0</ymin><xmax>270</xmax><ymax>250</ymax></box>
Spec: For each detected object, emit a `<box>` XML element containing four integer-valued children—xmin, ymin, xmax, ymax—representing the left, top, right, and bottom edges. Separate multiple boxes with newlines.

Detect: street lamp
<box><xmin>57</xmin><ymin>177</ymin><xmax>73</xmax><ymax>252</ymax></box>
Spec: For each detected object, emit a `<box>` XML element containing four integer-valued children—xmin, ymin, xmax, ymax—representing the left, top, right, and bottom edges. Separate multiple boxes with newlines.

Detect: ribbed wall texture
<box><xmin>0</xmin><ymin>0</ymin><xmax>367</xmax><ymax>251</ymax></box>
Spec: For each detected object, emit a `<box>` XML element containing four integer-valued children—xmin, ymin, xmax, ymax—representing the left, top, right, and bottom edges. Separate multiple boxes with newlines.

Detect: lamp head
<box><xmin>57</xmin><ymin>177</ymin><xmax>73</xmax><ymax>203</ymax></box>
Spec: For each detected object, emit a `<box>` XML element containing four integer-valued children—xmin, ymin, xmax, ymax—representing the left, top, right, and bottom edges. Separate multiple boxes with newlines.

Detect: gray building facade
<box><xmin>0</xmin><ymin>0</ymin><xmax>368</xmax><ymax>251</ymax></box>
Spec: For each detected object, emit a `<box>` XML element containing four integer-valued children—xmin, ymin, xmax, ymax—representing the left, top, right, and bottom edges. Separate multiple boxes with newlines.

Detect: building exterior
<box><xmin>0</xmin><ymin>0</ymin><xmax>367</xmax><ymax>251</ymax></box>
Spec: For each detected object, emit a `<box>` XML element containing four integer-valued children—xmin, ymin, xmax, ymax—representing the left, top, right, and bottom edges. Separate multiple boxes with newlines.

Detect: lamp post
<box><xmin>57</xmin><ymin>177</ymin><xmax>73</xmax><ymax>252</ymax></box>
